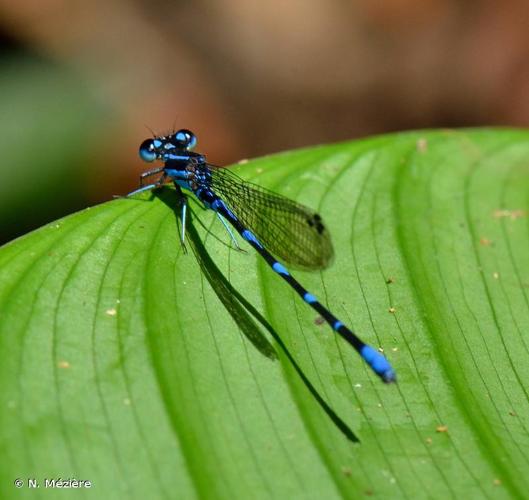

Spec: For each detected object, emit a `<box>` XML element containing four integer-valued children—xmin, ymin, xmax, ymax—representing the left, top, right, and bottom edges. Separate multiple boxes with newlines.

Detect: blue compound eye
<box><xmin>173</xmin><ymin>129</ymin><xmax>197</xmax><ymax>150</ymax></box>
<box><xmin>139</xmin><ymin>139</ymin><xmax>157</xmax><ymax>162</ymax></box>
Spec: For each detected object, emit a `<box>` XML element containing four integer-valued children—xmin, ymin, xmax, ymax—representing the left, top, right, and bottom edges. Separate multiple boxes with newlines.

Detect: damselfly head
<box><xmin>139</xmin><ymin>129</ymin><xmax>197</xmax><ymax>163</ymax></box>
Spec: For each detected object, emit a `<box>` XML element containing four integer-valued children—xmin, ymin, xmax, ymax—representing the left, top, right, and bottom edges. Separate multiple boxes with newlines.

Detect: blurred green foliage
<box><xmin>0</xmin><ymin>55</ymin><xmax>102</xmax><ymax>243</ymax></box>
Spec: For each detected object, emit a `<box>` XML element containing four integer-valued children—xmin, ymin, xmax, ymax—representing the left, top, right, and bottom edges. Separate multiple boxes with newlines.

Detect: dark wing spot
<box><xmin>307</xmin><ymin>214</ymin><xmax>326</xmax><ymax>234</ymax></box>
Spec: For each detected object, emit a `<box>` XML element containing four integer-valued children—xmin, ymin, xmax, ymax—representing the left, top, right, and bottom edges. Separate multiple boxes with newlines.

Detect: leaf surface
<box><xmin>1</xmin><ymin>129</ymin><xmax>528</xmax><ymax>499</ymax></box>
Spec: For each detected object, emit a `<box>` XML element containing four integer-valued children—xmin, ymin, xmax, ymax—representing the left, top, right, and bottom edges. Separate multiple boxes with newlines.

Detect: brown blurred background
<box><xmin>1</xmin><ymin>0</ymin><xmax>528</xmax><ymax>244</ymax></box>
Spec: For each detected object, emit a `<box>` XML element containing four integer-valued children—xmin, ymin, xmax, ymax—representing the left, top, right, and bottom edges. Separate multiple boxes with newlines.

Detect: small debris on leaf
<box><xmin>314</xmin><ymin>316</ymin><xmax>325</xmax><ymax>325</ymax></box>
<box><xmin>493</xmin><ymin>209</ymin><xmax>526</xmax><ymax>220</ymax></box>
<box><xmin>416</xmin><ymin>138</ymin><xmax>428</xmax><ymax>152</ymax></box>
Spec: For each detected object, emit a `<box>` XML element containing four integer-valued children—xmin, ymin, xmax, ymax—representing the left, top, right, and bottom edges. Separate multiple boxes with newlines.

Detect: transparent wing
<box><xmin>207</xmin><ymin>165</ymin><xmax>334</xmax><ymax>270</ymax></box>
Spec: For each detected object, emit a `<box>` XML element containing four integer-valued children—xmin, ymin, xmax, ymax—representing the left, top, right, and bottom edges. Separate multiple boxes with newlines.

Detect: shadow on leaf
<box><xmin>154</xmin><ymin>186</ymin><xmax>358</xmax><ymax>443</ymax></box>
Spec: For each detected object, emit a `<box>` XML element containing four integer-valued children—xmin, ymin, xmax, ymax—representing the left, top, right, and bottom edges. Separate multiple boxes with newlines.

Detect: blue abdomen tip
<box><xmin>360</xmin><ymin>345</ymin><xmax>396</xmax><ymax>383</ymax></box>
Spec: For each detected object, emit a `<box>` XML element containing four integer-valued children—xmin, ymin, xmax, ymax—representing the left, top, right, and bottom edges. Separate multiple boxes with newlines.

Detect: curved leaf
<box><xmin>1</xmin><ymin>129</ymin><xmax>528</xmax><ymax>499</ymax></box>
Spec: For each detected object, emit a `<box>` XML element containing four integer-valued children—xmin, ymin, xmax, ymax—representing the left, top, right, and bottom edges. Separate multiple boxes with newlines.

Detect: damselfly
<box><xmin>128</xmin><ymin>129</ymin><xmax>396</xmax><ymax>383</ymax></box>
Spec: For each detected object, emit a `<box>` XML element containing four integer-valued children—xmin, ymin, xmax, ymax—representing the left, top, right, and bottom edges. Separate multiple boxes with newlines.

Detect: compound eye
<box><xmin>173</xmin><ymin>129</ymin><xmax>197</xmax><ymax>149</ymax></box>
<box><xmin>139</xmin><ymin>139</ymin><xmax>157</xmax><ymax>162</ymax></box>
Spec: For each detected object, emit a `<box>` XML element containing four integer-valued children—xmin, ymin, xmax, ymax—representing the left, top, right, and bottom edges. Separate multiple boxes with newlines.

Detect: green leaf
<box><xmin>1</xmin><ymin>129</ymin><xmax>528</xmax><ymax>499</ymax></box>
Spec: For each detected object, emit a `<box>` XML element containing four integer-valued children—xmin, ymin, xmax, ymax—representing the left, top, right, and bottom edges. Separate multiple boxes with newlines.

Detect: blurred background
<box><xmin>1</xmin><ymin>0</ymin><xmax>528</xmax><ymax>244</ymax></box>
